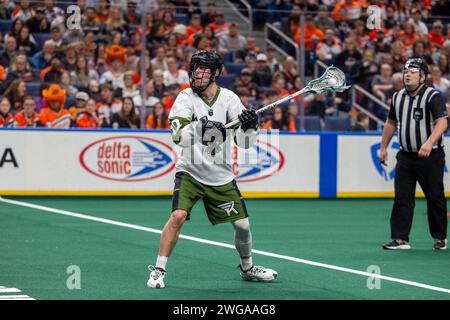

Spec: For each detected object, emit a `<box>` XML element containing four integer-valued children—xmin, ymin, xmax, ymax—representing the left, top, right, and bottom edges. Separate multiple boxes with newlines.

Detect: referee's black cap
<box><xmin>404</xmin><ymin>58</ymin><xmax>429</xmax><ymax>75</ymax></box>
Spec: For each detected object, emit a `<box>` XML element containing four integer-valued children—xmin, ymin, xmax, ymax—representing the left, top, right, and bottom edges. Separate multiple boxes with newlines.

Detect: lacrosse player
<box><xmin>147</xmin><ymin>50</ymin><xmax>278</xmax><ymax>289</ymax></box>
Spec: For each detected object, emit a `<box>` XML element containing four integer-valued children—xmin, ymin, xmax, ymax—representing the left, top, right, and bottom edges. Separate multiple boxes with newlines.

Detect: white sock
<box><xmin>155</xmin><ymin>256</ymin><xmax>168</xmax><ymax>271</ymax></box>
<box><xmin>240</xmin><ymin>256</ymin><xmax>253</xmax><ymax>271</ymax></box>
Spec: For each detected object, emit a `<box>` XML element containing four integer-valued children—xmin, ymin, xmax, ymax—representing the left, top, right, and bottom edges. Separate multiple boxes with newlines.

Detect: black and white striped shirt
<box><xmin>388</xmin><ymin>85</ymin><xmax>448</xmax><ymax>152</ymax></box>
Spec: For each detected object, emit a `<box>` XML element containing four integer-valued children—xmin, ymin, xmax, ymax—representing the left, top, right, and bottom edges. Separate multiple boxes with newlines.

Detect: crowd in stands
<box><xmin>0</xmin><ymin>0</ymin><xmax>449</xmax><ymax>133</ymax></box>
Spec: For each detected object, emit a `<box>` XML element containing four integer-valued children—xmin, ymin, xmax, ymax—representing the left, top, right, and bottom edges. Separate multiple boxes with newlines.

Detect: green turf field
<box><xmin>0</xmin><ymin>196</ymin><xmax>449</xmax><ymax>300</ymax></box>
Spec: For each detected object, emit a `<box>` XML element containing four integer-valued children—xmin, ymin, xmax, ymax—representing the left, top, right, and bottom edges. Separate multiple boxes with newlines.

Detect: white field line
<box><xmin>0</xmin><ymin>288</ymin><xmax>21</xmax><ymax>293</ymax></box>
<box><xmin>1</xmin><ymin>196</ymin><xmax>450</xmax><ymax>295</ymax></box>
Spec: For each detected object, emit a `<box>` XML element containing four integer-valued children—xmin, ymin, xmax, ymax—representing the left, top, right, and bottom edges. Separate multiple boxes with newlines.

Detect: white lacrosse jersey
<box><xmin>168</xmin><ymin>87</ymin><xmax>246</xmax><ymax>186</ymax></box>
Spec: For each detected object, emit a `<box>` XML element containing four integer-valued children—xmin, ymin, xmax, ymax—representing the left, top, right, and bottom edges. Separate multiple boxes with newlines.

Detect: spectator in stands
<box><xmin>62</xmin><ymin>43</ymin><xmax>79</xmax><ymax>73</ymax></box>
<box><xmin>334</xmin><ymin>37</ymin><xmax>362</xmax><ymax>84</ymax></box>
<box><xmin>306</xmin><ymin>92</ymin><xmax>335</xmax><ymax>119</ymax></box>
<box><xmin>316</xmin><ymin>28</ymin><xmax>342</xmax><ymax>64</ymax></box>
<box><xmin>239</xmin><ymin>36</ymin><xmax>260</xmax><ymax>61</ymax></box>
<box><xmin>385</xmin><ymin>72</ymin><xmax>404</xmax><ymax>108</ymax></box>
<box><xmin>31</xmin><ymin>39</ymin><xmax>55</xmax><ymax>72</ymax></box>
<box><xmin>161</xmin><ymin>11</ymin><xmax>177</xmax><ymax>36</ymax></box>
<box><xmin>356</xmin><ymin>48</ymin><xmax>379</xmax><ymax>90</ymax></box>
<box><xmin>70</xmin><ymin>55</ymin><xmax>99</xmax><ymax>89</ymax></box>
<box><xmin>111</xmin><ymin>97</ymin><xmax>140</xmax><ymax>129</ymax></box>
<box><xmin>40</xmin><ymin>53</ymin><xmax>66</xmax><ymax>83</ymax></box>
<box><xmin>43</xmin><ymin>0</ymin><xmax>65</xmax><ymax>22</ymax></box>
<box><xmin>83</xmin><ymin>6</ymin><xmax>103</xmax><ymax>35</ymax></box>
<box><xmin>267</xmin><ymin>0</ymin><xmax>293</xmax><ymax>24</ymax></box>
<box><xmin>76</xmin><ymin>98</ymin><xmax>102</xmax><ymax>128</ymax></box>
<box><xmin>218</xmin><ymin>23</ymin><xmax>246</xmax><ymax>54</ymax></box>
<box><xmin>234</xmin><ymin>68</ymin><xmax>258</xmax><ymax>99</ymax></box>
<box><xmin>11</xmin><ymin>0</ymin><xmax>34</xmax><ymax>21</ymax></box>
<box><xmin>270</xmin><ymin>72</ymin><xmax>289</xmax><ymax>96</ymax></box>
<box><xmin>0</xmin><ymin>36</ymin><xmax>17</xmax><ymax>68</ymax></box>
<box><xmin>315</xmin><ymin>5</ymin><xmax>335</xmax><ymax>32</ymax></box>
<box><xmin>61</xmin><ymin>71</ymin><xmax>78</xmax><ymax>99</ymax></box>
<box><xmin>236</xmin><ymin>87</ymin><xmax>253</xmax><ymax>109</ymax></box>
<box><xmin>39</xmin><ymin>84</ymin><xmax>71</xmax><ymax>128</ymax></box>
<box><xmin>409</xmin><ymin>8</ymin><xmax>428</xmax><ymax>37</ymax></box>
<box><xmin>101</xmin><ymin>44</ymin><xmax>126</xmax><ymax>90</ymax></box>
<box><xmin>15</xmin><ymin>24</ymin><xmax>36</xmax><ymax>56</ymax></box>
<box><xmin>97</xmin><ymin>82</ymin><xmax>123</xmax><ymax>125</ymax></box>
<box><xmin>96</xmin><ymin>0</ymin><xmax>110</xmax><ymax>24</ymax></box>
<box><xmin>371</xmin><ymin>63</ymin><xmax>393</xmax><ymax>103</ymax></box>
<box><xmin>285</xmin><ymin>100</ymin><xmax>298</xmax><ymax>132</ymax></box>
<box><xmin>146</xmin><ymin>102</ymin><xmax>169</xmax><ymax>129</ymax></box>
<box><xmin>88</xmin><ymin>79</ymin><xmax>101</xmax><ymax>101</ymax></box>
<box><xmin>252</xmin><ymin>53</ymin><xmax>273</xmax><ymax>88</ymax></box>
<box><xmin>26</xmin><ymin>6</ymin><xmax>48</xmax><ymax>33</ymax></box>
<box><xmin>105</xmin><ymin>5</ymin><xmax>127</xmax><ymax>34</ymax></box>
<box><xmin>162</xmin><ymin>83</ymin><xmax>181</xmax><ymax>113</ymax></box>
<box><xmin>0</xmin><ymin>96</ymin><xmax>13</xmax><ymax>127</ymax></box>
<box><xmin>332</xmin><ymin>0</ymin><xmax>363</xmax><ymax>22</ymax></box>
<box><xmin>209</xmin><ymin>12</ymin><xmax>229</xmax><ymax>39</ymax></box>
<box><xmin>201</xmin><ymin>3</ymin><xmax>218</xmax><ymax>27</ymax></box>
<box><xmin>294</xmin><ymin>15</ymin><xmax>324</xmax><ymax>51</ymax></box>
<box><xmin>351</xmin><ymin>113</ymin><xmax>369</xmax><ymax>132</ymax></box>
<box><xmin>3</xmin><ymin>79</ymin><xmax>26</xmax><ymax>114</ymax></box>
<box><xmin>152</xmin><ymin>69</ymin><xmax>167</xmax><ymax>99</ymax></box>
<box><xmin>262</xmin><ymin>106</ymin><xmax>291</xmax><ymax>131</ymax></box>
<box><xmin>121</xmin><ymin>70</ymin><xmax>139</xmax><ymax>99</ymax></box>
<box><xmin>437</xmin><ymin>53</ymin><xmax>449</xmax><ymax>78</ymax></box>
<box><xmin>7</xmin><ymin>16</ymin><xmax>25</xmax><ymax>40</ymax></box>
<box><xmin>428</xmin><ymin>20</ymin><xmax>445</xmax><ymax>50</ymax></box>
<box><xmin>391</xmin><ymin>40</ymin><xmax>407</xmax><ymax>73</ymax></box>
<box><xmin>49</xmin><ymin>24</ymin><xmax>64</xmax><ymax>52</ymax></box>
<box><xmin>411</xmin><ymin>40</ymin><xmax>433</xmax><ymax>65</ymax></box>
<box><xmin>8</xmin><ymin>54</ymin><xmax>33</xmax><ymax>82</ymax></box>
<box><xmin>186</xmin><ymin>14</ymin><xmax>203</xmax><ymax>40</ymax></box>
<box><xmin>163</xmin><ymin>57</ymin><xmax>189</xmax><ymax>87</ymax></box>
<box><xmin>69</xmin><ymin>91</ymin><xmax>89</xmax><ymax>123</ymax></box>
<box><xmin>14</xmin><ymin>96</ymin><xmax>39</xmax><ymax>127</ymax></box>
<box><xmin>151</xmin><ymin>47</ymin><xmax>168</xmax><ymax>71</ymax></box>
<box><xmin>281</xmin><ymin>56</ymin><xmax>298</xmax><ymax>88</ymax></box>
<box><xmin>133</xmin><ymin>81</ymin><xmax>160</xmax><ymax>115</ymax></box>
<box><xmin>431</xmin><ymin>65</ymin><xmax>450</xmax><ymax>95</ymax></box>
<box><xmin>265</xmin><ymin>47</ymin><xmax>282</xmax><ymax>74</ymax></box>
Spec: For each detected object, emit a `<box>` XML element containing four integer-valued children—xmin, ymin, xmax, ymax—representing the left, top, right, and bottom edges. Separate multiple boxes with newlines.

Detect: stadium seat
<box><xmin>216</xmin><ymin>74</ymin><xmax>236</xmax><ymax>89</ymax></box>
<box><xmin>224</xmin><ymin>62</ymin><xmax>246</xmax><ymax>75</ymax></box>
<box><xmin>296</xmin><ymin>116</ymin><xmax>322</xmax><ymax>131</ymax></box>
<box><xmin>323</xmin><ymin>116</ymin><xmax>351</xmax><ymax>132</ymax></box>
<box><xmin>0</xmin><ymin>19</ymin><xmax>12</xmax><ymax>33</ymax></box>
<box><xmin>32</xmin><ymin>33</ymin><xmax>51</xmax><ymax>51</ymax></box>
<box><xmin>223</xmin><ymin>51</ymin><xmax>236</xmax><ymax>63</ymax></box>
<box><xmin>174</xmin><ymin>14</ymin><xmax>189</xmax><ymax>26</ymax></box>
<box><xmin>25</xmin><ymin>82</ymin><xmax>41</xmax><ymax>97</ymax></box>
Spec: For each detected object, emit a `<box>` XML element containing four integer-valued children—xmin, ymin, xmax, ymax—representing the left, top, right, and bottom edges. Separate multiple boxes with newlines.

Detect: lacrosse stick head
<box><xmin>306</xmin><ymin>66</ymin><xmax>350</xmax><ymax>94</ymax></box>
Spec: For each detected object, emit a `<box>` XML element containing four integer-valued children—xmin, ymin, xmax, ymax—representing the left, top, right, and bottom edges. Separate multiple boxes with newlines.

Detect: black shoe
<box><xmin>383</xmin><ymin>239</ymin><xmax>411</xmax><ymax>250</ymax></box>
<box><xmin>433</xmin><ymin>239</ymin><xmax>447</xmax><ymax>250</ymax></box>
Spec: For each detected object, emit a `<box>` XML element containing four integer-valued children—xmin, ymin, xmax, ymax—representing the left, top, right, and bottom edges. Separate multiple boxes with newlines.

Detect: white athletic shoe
<box><xmin>240</xmin><ymin>265</ymin><xmax>278</xmax><ymax>282</ymax></box>
<box><xmin>147</xmin><ymin>266</ymin><xmax>166</xmax><ymax>289</ymax></box>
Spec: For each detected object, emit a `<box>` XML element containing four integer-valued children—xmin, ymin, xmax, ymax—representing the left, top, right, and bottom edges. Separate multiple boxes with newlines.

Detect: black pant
<box><xmin>391</xmin><ymin>149</ymin><xmax>447</xmax><ymax>242</ymax></box>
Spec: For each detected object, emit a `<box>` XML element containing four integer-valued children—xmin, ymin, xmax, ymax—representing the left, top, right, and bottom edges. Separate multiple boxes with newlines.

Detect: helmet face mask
<box><xmin>189</xmin><ymin>51</ymin><xmax>223</xmax><ymax>95</ymax></box>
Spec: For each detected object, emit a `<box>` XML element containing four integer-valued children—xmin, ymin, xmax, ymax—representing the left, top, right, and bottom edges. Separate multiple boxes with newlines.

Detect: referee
<box><xmin>380</xmin><ymin>58</ymin><xmax>448</xmax><ymax>250</ymax></box>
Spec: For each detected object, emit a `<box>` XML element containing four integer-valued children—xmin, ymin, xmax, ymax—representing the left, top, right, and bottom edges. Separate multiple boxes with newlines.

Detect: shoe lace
<box><xmin>250</xmin><ymin>265</ymin><xmax>266</xmax><ymax>275</ymax></box>
<box><xmin>148</xmin><ymin>265</ymin><xmax>165</xmax><ymax>279</ymax></box>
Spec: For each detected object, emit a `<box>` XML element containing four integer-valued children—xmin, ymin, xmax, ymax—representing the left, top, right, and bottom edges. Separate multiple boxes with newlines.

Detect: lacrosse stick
<box><xmin>205</xmin><ymin>66</ymin><xmax>350</xmax><ymax>154</ymax></box>
<box><xmin>226</xmin><ymin>65</ymin><xmax>350</xmax><ymax>129</ymax></box>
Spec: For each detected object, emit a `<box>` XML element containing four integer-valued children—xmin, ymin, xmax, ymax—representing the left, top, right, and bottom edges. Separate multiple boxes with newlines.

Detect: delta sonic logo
<box><xmin>371</xmin><ymin>142</ymin><xmax>448</xmax><ymax>181</ymax></box>
<box><xmin>80</xmin><ymin>136</ymin><xmax>177</xmax><ymax>182</ymax></box>
<box><xmin>233</xmin><ymin>139</ymin><xmax>284</xmax><ymax>183</ymax></box>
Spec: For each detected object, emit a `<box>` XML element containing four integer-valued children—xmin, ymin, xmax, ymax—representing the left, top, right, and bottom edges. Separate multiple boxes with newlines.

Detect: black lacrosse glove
<box><xmin>238</xmin><ymin>109</ymin><xmax>258</xmax><ymax>131</ymax></box>
<box><xmin>200</xmin><ymin>116</ymin><xmax>226</xmax><ymax>146</ymax></box>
